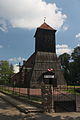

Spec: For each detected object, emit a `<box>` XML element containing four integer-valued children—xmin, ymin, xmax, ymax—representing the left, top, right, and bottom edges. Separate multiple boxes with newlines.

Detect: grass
<box><xmin>65</xmin><ymin>88</ymin><xmax>80</xmax><ymax>95</ymax></box>
<box><xmin>0</xmin><ymin>86</ymin><xmax>23</xmax><ymax>96</ymax></box>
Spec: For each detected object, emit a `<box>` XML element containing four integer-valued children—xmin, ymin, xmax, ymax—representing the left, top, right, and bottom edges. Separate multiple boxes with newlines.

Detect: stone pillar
<box><xmin>41</xmin><ymin>82</ymin><xmax>54</xmax><ymax>112</ymax></box>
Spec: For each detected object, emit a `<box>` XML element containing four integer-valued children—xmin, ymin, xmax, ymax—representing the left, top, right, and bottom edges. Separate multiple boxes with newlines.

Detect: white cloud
<box><xmin>0</xmin><ymin>25</ymin><xmax>8</xmax><ymax>32</ymax></box>
<box><xmin>0</xmin><ymin>19</ymin><xmax>8</xmax><ymax>32</ymax></box>
<box><xmin>75</xmin><ymin>33</ymin><xmax>80</xmax><ymax>39</ymax></box>
<box><xmin>0</xmin><ymin>0</ymin><xmax>67</xmax><ymax>30</ymax></box>
<box><xmin>62</xmin><ymin>25</ymin><xmax>69</xmax><ymax>32</ymax></box>
<box><xmin>77</xmin><ymin>44</ymin><xmax>80</xmax><ymax>46</ymax></box>
<box><xmin>9</xmin><ymin>57</ymin><xmax>26</xmax><ymax>73</ymax></box>
<box><xmin>9</xmin><ymin>57</ymin><xmax>26</xmax><ymax>63</ymax></box>
<box><xmin>0</xmin><ymin>45</ymin><xmax>3</xmax><ymax>48</ymax></box>
<box><xmin>13</xmin><ymin>64</ymin><xmax>19</xmax><ymax>73</ymax></box>
<box><xmin>56</xmin><ymin>44</ymin><xmax>72</xmax><ymax>55</ymax></box>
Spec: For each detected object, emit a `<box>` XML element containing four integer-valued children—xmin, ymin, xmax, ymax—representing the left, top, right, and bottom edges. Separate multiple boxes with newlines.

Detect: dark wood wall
<box><xmin>35</xmin><ymin>28</ymin><xmax>56</xmax><ymax>53</ymax></box>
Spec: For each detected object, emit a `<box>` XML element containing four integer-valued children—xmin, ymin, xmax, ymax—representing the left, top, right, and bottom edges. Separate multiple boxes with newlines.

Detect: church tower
<box><xmin>28</xmin><ymin>22</ymin><xmax>66</xmax><ymax>87</ymax></box>
<box><xmin>34</xmin><ymin>22</ymin><xmax>56</xmax><ymax>53</ymax></box>
<box><xmin>21</xmin><ymin>22</ymin><xmax>66</xmax><ymax>88</ymax></box>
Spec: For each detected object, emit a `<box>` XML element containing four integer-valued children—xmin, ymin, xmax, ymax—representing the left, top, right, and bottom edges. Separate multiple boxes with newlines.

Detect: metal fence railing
<box><xmin>0</xmin><ymin>84</ymin><xmax>78</xmax><ymax>112</ymax></box>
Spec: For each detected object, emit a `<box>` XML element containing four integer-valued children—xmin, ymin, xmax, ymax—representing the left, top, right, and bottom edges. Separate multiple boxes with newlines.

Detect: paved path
<box><xmin>0</xmin><ymin>92</ymin><xmax>43</xmax><ymax>113</ymax></box>
<box><xmin>0</xmin><ymin>97</ymin><xmax>26</xmax><ymax>120</ymax></box>
<box><xmin>0</xmin><ymin>92</ymin><xmax>80</xmax><ymax>120</ymax></box>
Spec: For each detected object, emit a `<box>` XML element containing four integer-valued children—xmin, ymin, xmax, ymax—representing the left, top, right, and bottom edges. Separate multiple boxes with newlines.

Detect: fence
<box><xmin>0</xmin><ymin>85</ymin><xmax>43</xmax><ymax>104</ymax></box>
<box><xmin>0</xmin><ymin>84</ymin><xmax>78</xmax><ymax>112</ymax></box>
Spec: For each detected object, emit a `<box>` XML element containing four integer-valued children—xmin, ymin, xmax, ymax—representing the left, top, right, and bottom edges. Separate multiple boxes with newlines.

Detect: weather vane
<box><xmin>44</xmin><ymin>17</ymin><xmax>46</xmax><ymax>23</ymax></box>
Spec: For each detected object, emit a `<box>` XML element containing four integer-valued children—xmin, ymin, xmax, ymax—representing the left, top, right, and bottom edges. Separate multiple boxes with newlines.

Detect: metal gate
<box><xmin>41</xmin><ymin>72</ymin><xmax>76</xmax><ymax>112</ymax></box>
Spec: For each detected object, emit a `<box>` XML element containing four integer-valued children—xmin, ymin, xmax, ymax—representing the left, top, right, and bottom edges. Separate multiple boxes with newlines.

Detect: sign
<box><xmin>44</xmin><ymin>75</ymin><xmax>54</xmax><ymax>79</ymax></box>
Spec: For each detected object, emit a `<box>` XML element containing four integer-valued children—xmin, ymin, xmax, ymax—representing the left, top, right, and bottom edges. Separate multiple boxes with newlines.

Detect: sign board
<box><xmin>44</xmin><ymin>75</ymin><xmax>54</xmax><ymax>79</ymax></box>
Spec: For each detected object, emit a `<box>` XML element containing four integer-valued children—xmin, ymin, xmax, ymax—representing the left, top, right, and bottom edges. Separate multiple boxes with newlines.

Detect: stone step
<box><xmin>25</xmin><ymin>107</ymin><xmax>44</xmax><ymax>113</ymax></box>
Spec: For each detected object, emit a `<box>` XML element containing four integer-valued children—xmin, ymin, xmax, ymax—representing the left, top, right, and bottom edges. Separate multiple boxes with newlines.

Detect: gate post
<box><xmin>41</xmin><ymin>82</ymin><xmax>54</xmax><ymax>112</ymax></box>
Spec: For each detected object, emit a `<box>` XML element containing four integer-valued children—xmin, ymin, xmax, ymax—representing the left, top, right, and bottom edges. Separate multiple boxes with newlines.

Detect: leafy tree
<box><xmin>58</xmin><ymin>53</ymin><xmax>71</xmax><ymax>84</ymax></box>
<box><xmin>59</xmin><ymin>53</ymin><xmax>70</xmax><ymax>69</ymax></box>
<box><xmin>71</xmin><ymin>46</ymin><xmax>80</xmax><ymax>85</ymax></box>
<box><xmin>0</xmin><ymin>61</ymin><xmax>14</xmax><ymax>85</ymax></box>
<box><xmin>72</xmin><ymin>46</ymin><xmax>80</xmax><ymax>62</ymax></box>
<box><xmin>58</xmin><ymin>46</ymin><xmax>80</xmax><ymax>85</ymax></box>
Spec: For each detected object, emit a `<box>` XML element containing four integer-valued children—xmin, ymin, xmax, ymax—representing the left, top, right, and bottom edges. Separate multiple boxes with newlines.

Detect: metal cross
<box><xmin>44</xmin><ymin>17</ymin><xmax>46</xmax><ymax>23</ymax></box>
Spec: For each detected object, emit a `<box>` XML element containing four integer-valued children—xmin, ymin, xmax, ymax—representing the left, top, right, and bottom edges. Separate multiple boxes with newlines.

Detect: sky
<box><xmin>0</xmin><ymin>0</ymin><xmax>80</xmax><ymax>72</ymax></box>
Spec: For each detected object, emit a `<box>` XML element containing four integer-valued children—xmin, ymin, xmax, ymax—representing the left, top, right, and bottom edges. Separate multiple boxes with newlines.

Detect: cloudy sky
<box><xmin>0</xmin><ymin>0</ymin><xmax>80</xmax><ymax>70</ymax></box>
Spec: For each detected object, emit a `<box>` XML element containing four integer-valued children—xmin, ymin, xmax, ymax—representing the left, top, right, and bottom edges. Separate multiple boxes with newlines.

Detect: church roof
<box><xmin>38</xmin><ymin>22</ymin><xmax>56</xmax><ymax>31</ymax></box>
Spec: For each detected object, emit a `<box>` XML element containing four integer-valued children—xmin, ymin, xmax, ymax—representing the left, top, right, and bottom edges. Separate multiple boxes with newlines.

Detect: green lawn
<box><xmin>65</xmin><ymin>87</ymin><xmax>80</xmax><ymax>95</ymax></box>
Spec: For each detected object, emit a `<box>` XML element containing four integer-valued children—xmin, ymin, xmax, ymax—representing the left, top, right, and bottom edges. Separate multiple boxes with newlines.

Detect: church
<box><xmin>11</xmin><ymin>22</ymin><xmax>77</xmax><ymax>112</ymax></box>
<box><xmin>12</xmin><ymin>22</ymin><xmax>66</xmax><ymax>88</ymax></box>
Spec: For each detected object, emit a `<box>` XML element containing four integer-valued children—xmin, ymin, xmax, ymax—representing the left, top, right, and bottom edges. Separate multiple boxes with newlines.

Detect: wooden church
<box><xmin>13</xmin><ymin>22</ymin><xmax>66</xmax><ymax>88</ymax></box>
<box><xmin>12</xmin><ymin>22</ymin><xmax>77</xmax><ymax>112</ymax></box>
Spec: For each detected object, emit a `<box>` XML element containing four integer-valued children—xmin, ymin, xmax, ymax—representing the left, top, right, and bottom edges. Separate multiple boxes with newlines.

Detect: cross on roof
<box><xmin>44</xmin><ymin>17</ymin><xmax>46</xmax><ymax>23</ymax></box>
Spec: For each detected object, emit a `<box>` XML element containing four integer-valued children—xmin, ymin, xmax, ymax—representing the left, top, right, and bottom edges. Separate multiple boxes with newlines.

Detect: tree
<box><xmin>71</xmin><ymin>46</ymin><xmax>80</xmax><ymax>85</ymax></box>
<box><xmin>72</xmin><ymin>46</ymin><xmax>80</xmax><ymax>62</ymax></box>
<box><xmin>0</xmin><ymin>61</ymin><xmax>14</xmax><ymax>85</ymax></box>
<box><xmin>58</xmin><ymin>53</ymin><xmax>70</xmax><ymax>68</ymax></box>
<box><xmin>58</xmin><ymin>53</ymin><xmax>71</xmax><ymax>84</ymax></box>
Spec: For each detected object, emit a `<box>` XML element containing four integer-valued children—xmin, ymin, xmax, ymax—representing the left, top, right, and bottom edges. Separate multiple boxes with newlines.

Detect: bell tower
<box><xmin>34</xmin><ymin>22</ymin><xmax>56</xmax><ymax>53</ymax></box>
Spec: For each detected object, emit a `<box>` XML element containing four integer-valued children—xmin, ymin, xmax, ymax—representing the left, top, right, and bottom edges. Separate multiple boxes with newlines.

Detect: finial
<box><xmin>44</xmin><ymin>17</ymin><xmax>46</xmax><ymax>23</ymax></box>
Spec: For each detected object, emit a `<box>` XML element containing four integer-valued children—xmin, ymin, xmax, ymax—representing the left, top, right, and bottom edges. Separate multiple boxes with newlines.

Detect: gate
<box><xmin>41</xmin><ymin>71</ymin><xmax>76</xmax><ymax>112</ymax></box>
<box><xmin>53</xmin><ymin>87</ymin><xmax>76</xmax><ymax>112</ymax></box>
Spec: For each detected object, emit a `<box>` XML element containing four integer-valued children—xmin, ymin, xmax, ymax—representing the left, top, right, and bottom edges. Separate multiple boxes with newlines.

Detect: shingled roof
<box><xmin>38</xmin><ymin>22</ymin><xmax>56</xmax><ymax>31</ymax></box>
